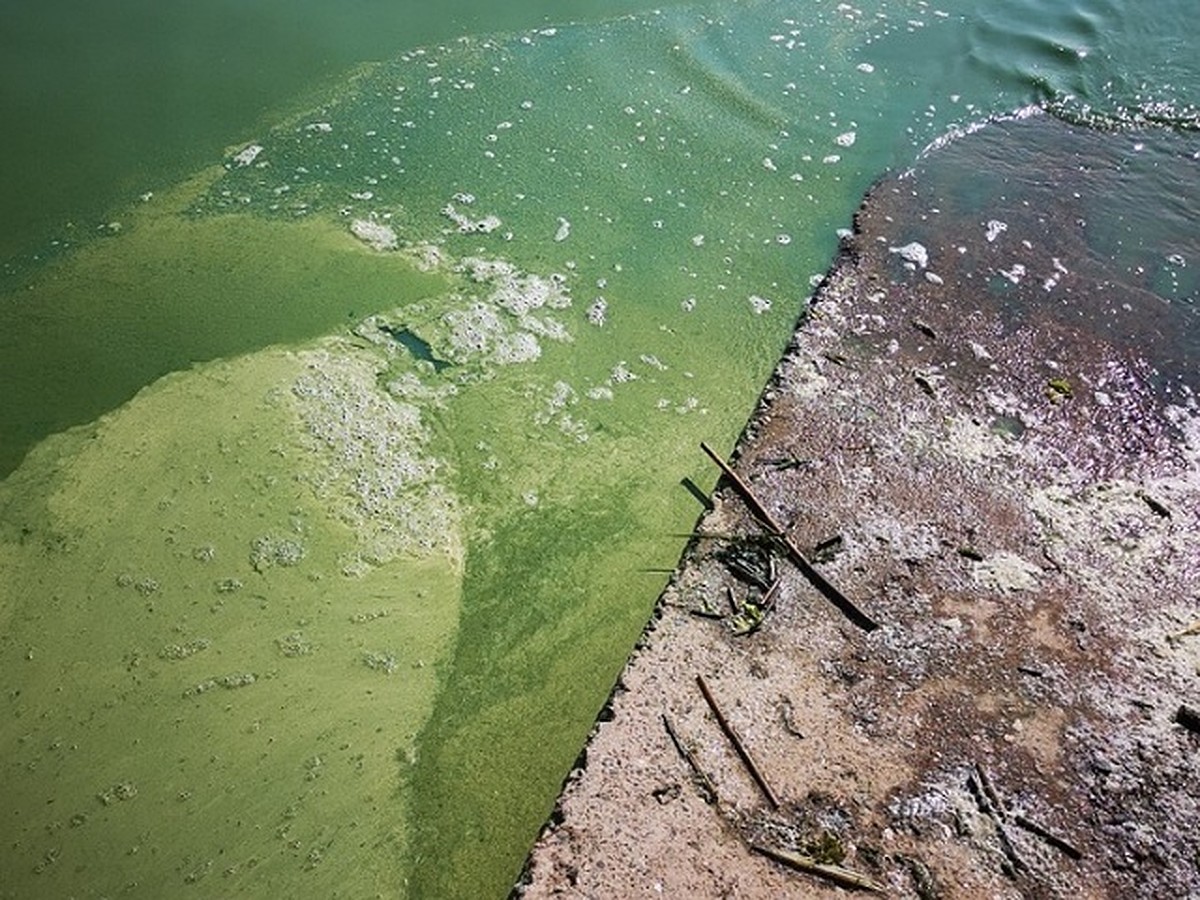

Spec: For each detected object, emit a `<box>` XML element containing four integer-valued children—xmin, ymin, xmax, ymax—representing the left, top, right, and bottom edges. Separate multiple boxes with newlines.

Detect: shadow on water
<box><xmin>379</xmin><ymin>325</ymin><xmax>456</xmax><ymax>372</ymax></box>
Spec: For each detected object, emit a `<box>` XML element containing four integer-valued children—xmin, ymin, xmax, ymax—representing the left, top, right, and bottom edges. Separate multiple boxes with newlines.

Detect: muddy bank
<box><xmin>515</xmin><ymin>117</ymin><xmax>1200</xmax><ymax>899</ymax></box>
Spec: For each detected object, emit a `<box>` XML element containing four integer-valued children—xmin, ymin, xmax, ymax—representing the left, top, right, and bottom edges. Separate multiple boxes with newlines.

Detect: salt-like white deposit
<box><xmin>554</xmin><ymin>217</ymin><xmax>572</xmax><ymax>242</ymax></box>
<box><xmin>985</xmin><ymin>219</ymin><xmax>1008</xmax><ymax>242</ymax></box>
<box><xmin>972</xmin><ymin>552</ymin><xmax>1042</xmax><ymax>593</ymax></box>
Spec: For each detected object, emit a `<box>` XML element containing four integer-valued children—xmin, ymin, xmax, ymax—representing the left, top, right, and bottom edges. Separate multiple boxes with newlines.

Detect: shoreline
<box><xmin>514</xmin><ymin>138</ymin><xmax>1200</xmax><ymax>897</ymax></box>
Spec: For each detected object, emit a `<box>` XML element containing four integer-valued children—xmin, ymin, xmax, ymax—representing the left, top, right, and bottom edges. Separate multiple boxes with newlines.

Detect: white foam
<box><xmin>350</xmin><ymin>219</ymin><xmax>398</xmax><ymax>252</ymax></box>
<box><xmin>749</xmin><ymin>294</ymin><xmax>773</xmax><ymax>315</ymax></box>
<box><xmin>889</xmin><ymin>241</ymin><xmax>929</xmax><ymax>269</ymax></box>
<box><xmin>998</xmin><ymin>263</ymin><xmax>1026</xmax><ymax>284</ymax></box>
<box><xmin>586</xmin><ymin>298</ymin><xmax>608</xmax><ymax>327</ymax></box>
<box><xmin>232</xmin><ymin>144</ymin><xmax>264</xmax><ymax>167</ymax></box>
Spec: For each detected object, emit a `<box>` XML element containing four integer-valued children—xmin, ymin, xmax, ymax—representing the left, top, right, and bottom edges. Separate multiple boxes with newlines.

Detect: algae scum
<box><xmin>1</xmin><ymin>1</ymin><xmax>1197</xmax><ymax>897</ymax></box>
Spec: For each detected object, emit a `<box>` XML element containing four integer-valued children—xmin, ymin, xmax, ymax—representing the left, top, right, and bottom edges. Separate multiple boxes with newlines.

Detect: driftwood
<box><xmin>695</xmin><ymin>674</ymin><xmax>779</xmax><ymax>809</ymax></box>
<box><xmin>700</xmin><ymin>442</ymin><xmax>879</xmax><ymax>631</ymax></box>
<box><xmin>751</xmin><ymin>843</ymin><xmax>886</xmax><ymax>893</ymax></box>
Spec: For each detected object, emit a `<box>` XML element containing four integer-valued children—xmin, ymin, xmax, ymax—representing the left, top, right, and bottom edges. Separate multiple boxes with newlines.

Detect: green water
<box><xmin>1</xmin><ymin>1</ymin><xmax>1197</xmax><ymax>897</ymax></box>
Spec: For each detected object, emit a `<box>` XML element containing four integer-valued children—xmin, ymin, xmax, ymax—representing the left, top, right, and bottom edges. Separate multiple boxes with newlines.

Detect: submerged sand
<box><xmin>515</xmin><ymin>140</ymin><xmax>1200</xmax><ymax>898</ymax></box>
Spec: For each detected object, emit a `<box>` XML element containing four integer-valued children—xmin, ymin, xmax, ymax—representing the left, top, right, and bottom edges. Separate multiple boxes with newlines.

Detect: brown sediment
<box><xmin>515</xmin><ymin>122</ymin><xmax>1200</xmax><ymax>899</ymax></box>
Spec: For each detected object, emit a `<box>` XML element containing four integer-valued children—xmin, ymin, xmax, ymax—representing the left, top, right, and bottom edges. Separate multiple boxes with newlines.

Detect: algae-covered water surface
<box><xmin>2</xmin><ymin>1</ymin><xmax>1197</xmax><ymax>897</ymax></box>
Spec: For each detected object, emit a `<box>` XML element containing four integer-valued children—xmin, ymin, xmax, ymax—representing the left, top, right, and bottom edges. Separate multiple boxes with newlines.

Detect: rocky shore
<box><xmin>514</xmin><ymin>124</ymin><xmax>1200</xmax><ymax>898</ymax></box>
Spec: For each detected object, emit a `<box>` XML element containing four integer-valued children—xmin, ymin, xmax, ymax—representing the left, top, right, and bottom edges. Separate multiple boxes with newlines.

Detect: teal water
<box><xmin>1</xmin><ymin>1</ymin><xmax>1196</xmax><ymax>897</ymax></box>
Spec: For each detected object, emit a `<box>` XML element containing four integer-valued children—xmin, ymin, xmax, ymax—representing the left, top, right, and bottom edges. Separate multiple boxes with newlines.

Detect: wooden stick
<box><xmin>973</xmin><ymin>763</ymin><xmax>1007</xmax><ymax>820</ymax></box>
<box><xmin>1168</xmin><ymin>620</ymin><xmax>1200</xmax><ymax>641</ymax></box>
<box><xmin>751</xmin><ymin>843</ymin><xmax>886</xmax><ymax>893</ymax></box>
<box><xmin>967</xmin><ymin>767</ymin><xmax>1027</xmax><ymax>875</ymax></box>
<box><xmin>1175</xmin><ymin>704</ymin><xmax>1200</xmax><ymax>735</ymax></box>
<box><xmin>700</xmin><ymin>442</ymin><xmax>879</xmax><ymax>631</ymax></box>
<box><xmin>695</xmin><ymin>674</ymin><xmax>779</xmax><ymax>809</ymax></box>
<box><xmin>662</xmin><ymin>713</ymin><xmax>718</xmax><ymax>805</ymax></box>
<box><xmin>1013</xmin><ymin>814</ymin><xmax>1083</xmax><ymax>860</ymax></box>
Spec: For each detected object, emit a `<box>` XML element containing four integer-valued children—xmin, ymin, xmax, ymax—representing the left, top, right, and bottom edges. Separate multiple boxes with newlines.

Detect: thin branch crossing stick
<box><xmin>700</xmin><ymin>442</ymin><xmax>879</xmax><ymax>631</ymax></box>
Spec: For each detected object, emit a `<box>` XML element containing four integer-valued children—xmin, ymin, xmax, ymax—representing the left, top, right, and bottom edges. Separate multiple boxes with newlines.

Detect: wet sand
<box><xmin>514</xmin><ymin>125</ymin><xmax>1200</xmax><ymax>898</ymax></box>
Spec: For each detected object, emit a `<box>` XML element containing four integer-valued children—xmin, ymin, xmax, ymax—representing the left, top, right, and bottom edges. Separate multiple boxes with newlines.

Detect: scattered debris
<box><xmin>701</xmin><ymin>442</ymin><xmax>879</xmax><ymax>631</ymax></box>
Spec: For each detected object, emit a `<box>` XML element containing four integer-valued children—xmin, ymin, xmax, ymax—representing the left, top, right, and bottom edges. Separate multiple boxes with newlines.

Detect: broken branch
<box><xmin>700</xmin><ymin>442</ymin><xmax>879</xmax><ymax>631</ymax></box>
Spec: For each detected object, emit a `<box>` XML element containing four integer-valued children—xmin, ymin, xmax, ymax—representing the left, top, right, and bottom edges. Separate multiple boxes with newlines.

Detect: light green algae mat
<box><xmin>2</xmin><ymin>1</ymin><xmax>1197</xmax><ymax>897</ymax></box>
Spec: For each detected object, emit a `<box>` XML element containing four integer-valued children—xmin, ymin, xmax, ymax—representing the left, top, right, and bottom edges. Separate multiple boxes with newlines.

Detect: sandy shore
<box><xmin>514</xmin><ymin>133</ymin><xmax>1200</xmax><ymax>898</ymax></box>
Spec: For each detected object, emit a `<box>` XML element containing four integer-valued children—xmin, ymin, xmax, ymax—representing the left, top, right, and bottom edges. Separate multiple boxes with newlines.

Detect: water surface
<box><xmin>1</xmin><ymin>1</ymin><xmax>1196</xmax><ymax>897</ymax></box>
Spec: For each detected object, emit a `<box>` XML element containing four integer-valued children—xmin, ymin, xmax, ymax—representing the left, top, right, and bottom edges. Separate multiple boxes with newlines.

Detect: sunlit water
<box><xmin>1</xmin><ymin>1</ymin><xmax>1196</xmax><ymax>897</ymax></box>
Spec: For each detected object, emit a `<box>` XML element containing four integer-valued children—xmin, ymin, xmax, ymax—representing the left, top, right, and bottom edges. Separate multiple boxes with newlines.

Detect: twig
<box><xmin>1175</xmin><ymin>704</ymin><xmax>1200</xmax><ymax>735</ymax></box>
<box><xmin>967</xmin><ymin>766</ymin><xmax>1027</xmax><ymax>875</ymax></box>
<box><xmin>726</xmin><ymin>585</ymin><xmax>742</xmax><ymax>615</ymax></box>
<box><xmin>973</xmin><ymin>763</ymin><xmax>1007</xmax><ymax>819</ymax></box>
<box><xmin>1013</xmin><ymin>814</ymin><xmax>1083</xmax><ymax>860</ymax></box>
<box><xmin>751</xmin><ymin>844</ymin><xmax>885</xmax><ymax>893</ymax></box>
<box><xmin>661</xmin><ymin>713</ymin><xmax>718</xmax><ymax>805</ymax></box>
<box><xmin>695</xmin><ymin>674</ymin><xmax>779</xmax><ymax>809</ymax></box>
<box><xmin>1168</xmin><ymin>620</ymin><xmax>1200</xmax><ymax>642</ymax></box>
<box><xmin>760</xmin><ymin>576</ymin><xmax>783</xmax><ymax>614</ymax></box>
<box><xmin>970</xmin><ymin>763</ymin><xmax>1084</xmax><ymax>865</ymax></box>
<box><xmin>700</xmin><ymin>442</ymin><xmax>879</xmax><ymax>631</ymax></box>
